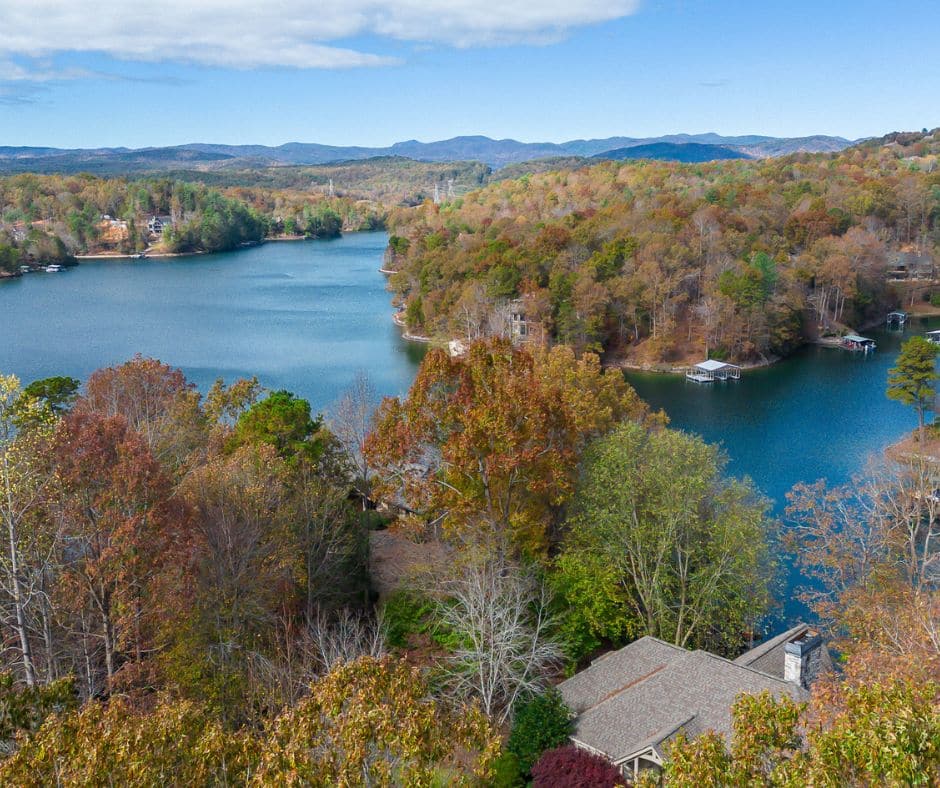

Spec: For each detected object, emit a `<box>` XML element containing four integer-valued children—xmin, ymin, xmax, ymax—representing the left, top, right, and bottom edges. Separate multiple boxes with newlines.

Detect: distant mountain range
<box><xmin>0</xmin><ymin>133</ymin><xmax>856</xmax><ymax>174</ymax></box>
<box><xmin>594</xmin><ymin>142</ymin><xmax>751</xmax><ymax>163</ymax></box>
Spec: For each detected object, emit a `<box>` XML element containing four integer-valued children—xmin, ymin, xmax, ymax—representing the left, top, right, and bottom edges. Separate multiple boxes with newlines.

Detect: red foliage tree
<box><xmin>53</xmin><ymin>411</ymin><xmax>190</xmax><ymax>689</ymax></box>
<box><xmin>531</xmin><ymin>745</ymin><xmax>627</xmax><ymax>788</ymax></box>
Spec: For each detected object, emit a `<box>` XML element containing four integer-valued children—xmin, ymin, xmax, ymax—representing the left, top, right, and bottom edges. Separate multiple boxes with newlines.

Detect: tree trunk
<box><xmin>3</xmin><ymin>463</ymin><xmax>36</xmax><ymax>686</ymax></box>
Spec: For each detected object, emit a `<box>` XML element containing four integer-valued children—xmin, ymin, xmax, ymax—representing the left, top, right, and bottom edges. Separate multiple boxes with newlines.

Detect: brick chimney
<box><xmin>783</xmin><ymin>629</ymin><xmax>823</xmax><ymax>688</ymax></box>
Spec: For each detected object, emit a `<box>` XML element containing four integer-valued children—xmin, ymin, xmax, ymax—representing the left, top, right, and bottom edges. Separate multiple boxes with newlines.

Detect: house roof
<box><xmin>734</xmin><ymin>623</ymin><xmax>832</xmax><ymax>677</ymax></box>
<box><xmin>558</xmin><ymin>633</ymin><xmax>810</xmax><ymax>764</ymax></box>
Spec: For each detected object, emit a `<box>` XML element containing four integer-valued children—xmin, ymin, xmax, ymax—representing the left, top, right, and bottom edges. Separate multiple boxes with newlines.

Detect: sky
<box><xmin>0</xmin><ymin>0</ymin><xmax>937</xmax><ymax>149</ymax></box>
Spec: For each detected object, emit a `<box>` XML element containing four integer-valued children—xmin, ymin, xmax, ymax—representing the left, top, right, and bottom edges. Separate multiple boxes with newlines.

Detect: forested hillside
<box><xmin>0</xmin><ymin>346</ymin><xmax>936</xmax><ymax>784</ymax></box>
<box><xmin>384</xmin><ymin>130</ymin><xmax>940</xmax><ymax>365</ymax></box>
<box><xmin>0</xmin><ymin>174</ymin><xmax>382</xmax><ymax>270</ymax></box>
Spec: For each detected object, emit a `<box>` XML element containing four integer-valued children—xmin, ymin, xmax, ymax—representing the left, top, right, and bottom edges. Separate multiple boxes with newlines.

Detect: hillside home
<box><xmin>147</xmin><ymin>215</ymin><xmax>173</xmax><ymax>235</ymax></box>
<box><xmin>508</xmin><ymin>298</ymin><xmax>544</xmax><ymax>347</ymax></box>
<box><xmin>557</xmin><ymin>624</ymin><xmax>830</xmax><ymax>781</ymax></box>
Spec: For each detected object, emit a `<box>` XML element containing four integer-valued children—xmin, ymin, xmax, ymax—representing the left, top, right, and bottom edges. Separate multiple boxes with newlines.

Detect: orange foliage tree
<box><xmin>365</xmin><ymin>339</ymin><xmax>653</xmax><ymax>556</ymax></box>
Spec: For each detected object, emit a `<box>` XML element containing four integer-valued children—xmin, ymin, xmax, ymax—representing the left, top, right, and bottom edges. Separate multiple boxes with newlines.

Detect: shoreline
<box><xmin>391</xmin><ymin>311</ymin><xmax>432</xmax><ymax>343</ymax></box>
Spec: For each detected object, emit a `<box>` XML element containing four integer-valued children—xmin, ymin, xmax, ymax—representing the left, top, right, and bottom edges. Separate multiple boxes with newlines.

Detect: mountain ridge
<box><xmin>0</xmin><ymin>133</ymin><xmax>856</xmax><ymax>173</ymax></box>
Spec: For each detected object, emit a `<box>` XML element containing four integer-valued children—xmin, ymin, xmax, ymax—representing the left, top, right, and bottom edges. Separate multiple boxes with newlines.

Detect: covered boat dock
<box><xmin>886</xmin><ymin>311</ymin><xmax>908</xmax><ymax>329</ymax></box>
<box><xmin>841</xmin><ymin>334</ymin><xmax>876</xmax><ymax>352</ymax></box>
<box><xmin>686</xmin><ymin>359</ymin><xmax>742</xmax><ymax>383</ymax></box>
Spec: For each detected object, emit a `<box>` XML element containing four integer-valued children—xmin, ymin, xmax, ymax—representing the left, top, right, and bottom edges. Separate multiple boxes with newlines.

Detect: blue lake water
<box><xmin>1</xmin><ymin>232</ymin><xmax>425</xmax><ymax>411</ymax></box>
<box><xmin>625</xmin><ymin>327</ymin><xmax>933</xmax><ymax>620</ymax></box>
<box><xmin>1</xmin><ymin>233</ymin><xmax>930</xmax><ymax>623</ymax></box>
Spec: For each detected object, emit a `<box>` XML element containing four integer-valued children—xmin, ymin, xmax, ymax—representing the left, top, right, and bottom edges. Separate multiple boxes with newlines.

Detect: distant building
<box><xmin>557</xmin><ymin>624</ymin><xmax>831</xmax><ymax>781</ymax></box>
<box><xmin>508</xmin><ymin>298</ymin><xmax>544</xmax><ymax>347</ymax></box>
<box><xmin>888</xmin><ymin>250</ymin><xmax>935</xmax><ymax>281</ymax></box>
<box><xmin>147</xmin><ymin>215</ymin><xmax>173</xmax><ymax>235</ymax></box>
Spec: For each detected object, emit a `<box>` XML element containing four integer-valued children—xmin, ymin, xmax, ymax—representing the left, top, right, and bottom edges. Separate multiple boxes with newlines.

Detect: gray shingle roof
<box><xmin>557</xmin><ymin>635</ymin><xmax>809</xmax><ymax>764</ymax></box>
<box><xmin>734</xmin><ymin>623</ymin><xmax>834</xmax><ymax>679</ymax></box>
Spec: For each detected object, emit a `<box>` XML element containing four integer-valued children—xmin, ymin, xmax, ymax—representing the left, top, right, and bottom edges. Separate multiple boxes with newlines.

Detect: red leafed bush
<box><xmin>531</xmin><ymin>745</ymin><xmax>627</xmax><ymax>787</ymax></box>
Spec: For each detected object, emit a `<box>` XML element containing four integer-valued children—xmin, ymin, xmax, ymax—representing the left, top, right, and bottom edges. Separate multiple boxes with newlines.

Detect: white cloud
<box><xmin>0</xmin><ymin>0</ymin><xmax>640</xmax><ymax>71</ymax></box>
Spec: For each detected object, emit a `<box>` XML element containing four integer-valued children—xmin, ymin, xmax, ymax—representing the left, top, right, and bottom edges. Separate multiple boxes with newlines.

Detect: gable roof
<box><xmin>695</xmin><ymin>359</ymin><xmax>734</xmax><ymax>372</ymax></box>
<box><xmin>558</xmin><ymin>634</ymin><xmax>809</xmax><ymax>765</ymax></box>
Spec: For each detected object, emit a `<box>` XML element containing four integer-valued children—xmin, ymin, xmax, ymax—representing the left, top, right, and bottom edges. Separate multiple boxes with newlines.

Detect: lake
<box><xmin>1</xmin><ymin>232</ymin><xmax>425</xmax><ymax>411</ymax></box>
<box><xmin>2</xmin><ymin>235</ymin><xmax>929</xmax><ymax>622</ymax></box>
<box><xmin>625</xmin><ymin>326</ymin><xmax>929</xmax><ymax>620</ymax></box>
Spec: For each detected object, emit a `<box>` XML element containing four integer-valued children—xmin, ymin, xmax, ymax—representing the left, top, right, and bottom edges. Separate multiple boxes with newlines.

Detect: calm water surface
<box><xmin>2</xmin><ymin>238</ymin><xmax>930</xmax><ymax>622</ymax></box>
<box><xmin>625</xmin><ymin>325</ymin><xmax>934</xmax><ymax>620</ymax></box>
<box><xmin>1</xmin><ymin>232</ymin><xmax>424</xmax><ymax>410</ymax></box>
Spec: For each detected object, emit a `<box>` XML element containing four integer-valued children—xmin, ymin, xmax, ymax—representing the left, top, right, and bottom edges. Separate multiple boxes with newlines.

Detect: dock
<box><xmin>886</xmin><ymin>311</ymin><xmax>908</xmax><ymax>329</ymax></box>
<box><xmin>841</xmin><ymin>334</ymin><xmax>876</xmax><ymax>352</ymax></box>
<box><xmin>686</xmin><ymin>359</ymin><xmax>742</xmax><ymax>383</ymax></box>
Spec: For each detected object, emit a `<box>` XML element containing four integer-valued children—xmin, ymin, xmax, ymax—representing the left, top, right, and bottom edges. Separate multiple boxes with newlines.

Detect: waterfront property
<box><xmin>685</xmin><ymin>359</ymin><xmax>741</xmax><ymax>383</ymax></box>
<box><xmin>558</xmin><ymin>625</ymin><xmax>830</xmax><ymax>780</ymax></box>
<box><xmin>841</xmin><ymin>334</ymin><xmax>876</xmax><ymax>352</ymax></box>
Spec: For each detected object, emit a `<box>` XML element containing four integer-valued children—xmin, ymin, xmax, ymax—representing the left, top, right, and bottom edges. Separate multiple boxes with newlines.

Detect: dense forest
<box><xmin>384</xmin><ymin>130</ymin><xmax>940</xmax><ymax>365</ymax></box>
<box><xmin>0</xmin><ymin>174</ymin><xmax>384</xmax><ymax>271</ymax></box>
<box><xmin>0</xmin><ymin>343</ymin><xmax>936</xmax><ymax>784</ymax></box>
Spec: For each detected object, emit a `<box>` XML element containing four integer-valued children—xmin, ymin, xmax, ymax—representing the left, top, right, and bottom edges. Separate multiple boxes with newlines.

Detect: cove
<box><xmin>2</xmin><ymin>234</ymin><xmax>931</xmax><ymax>623</ymax></box>
<box><xmin>625</xmin><ymin>324</ymin><xmax>932</xmax><ymax>620</ymax></box>
<box><xmin>1</xmin><ymin>232</ymin><xmax>425</xmax><ymax>411</ymax></box>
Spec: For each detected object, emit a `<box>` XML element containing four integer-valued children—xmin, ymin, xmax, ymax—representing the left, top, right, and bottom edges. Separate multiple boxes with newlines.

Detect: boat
<box><xmin>44</xmin><ymin>264</ymin><xmax>62</xmax><ymax>273</ymax></box>
<box><xmin>926</xmin><ymin>330</ymin><xmax>940</xmax><ymax>345</ymax></box>
<box><xmin>18</xmin><ymin>265</ymin><xmax>31</xmax><ymax>274</ymax></box>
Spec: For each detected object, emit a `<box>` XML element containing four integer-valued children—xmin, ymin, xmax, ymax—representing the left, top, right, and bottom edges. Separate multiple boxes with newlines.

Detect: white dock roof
<box><xmin>695</xmin><ymin>359</ymin><xmax>737</xmax><ymax>372</ymax></box>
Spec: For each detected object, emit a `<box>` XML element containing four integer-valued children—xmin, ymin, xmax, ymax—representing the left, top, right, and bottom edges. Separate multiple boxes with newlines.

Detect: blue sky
<box><xmin>0</xmin><ymin>0</ymin><xmax>937</xmax><ymax>148</ymax></box>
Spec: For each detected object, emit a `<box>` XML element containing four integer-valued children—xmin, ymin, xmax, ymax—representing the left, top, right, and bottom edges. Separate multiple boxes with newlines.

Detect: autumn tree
<box><xmin>532</xmin><ymin>746</ymin><xmax>626</xmax><ymax>788</ymax></box>
<box><xmin>0</xmin><ymin>375</ymin><xmax>55</xmax><ymax>687</ymax></box>
<box><xmin>787</xmin><ymin>458</ymin><xmax>940</xmax><ymax>676</ymax></box>
<box><xmin>75</xmin><ymin>355</ymin><xmax>206</xmax><ymax>472</ymax></box>
<box><xmin>256</xmin><ymin>656</ymin><xmax>500</xmax><ymax>786</ymax></box>
<box><xmin>555</xmin><ymin>422</ymin><xmax>772</xmax><ymax>658</ymax></box>
<box><xmin>658</xmin><ymin>674</ymin><xmax>939</xmax><ymax>786</ymax></box>
<box><xmin>887</xmin><ymin>335</ymin><xmax>939</xmax><ymax>444</ymax></box>
<box><xmin>51</xmin><ymin>411</ymin><xmax>185</xmax><ymax>695</ymax></box>
<box><xmin>366</xmin><ymin>339</ymin><xmax>650</xmax><ymax>556</ymax></box>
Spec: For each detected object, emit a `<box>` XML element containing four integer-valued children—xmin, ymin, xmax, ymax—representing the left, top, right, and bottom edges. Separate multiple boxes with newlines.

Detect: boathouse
<box><xmin>886</xmin><ymin>311</ymin><xmax>907</xmax><ymax>329</ymax></box>
<box><xmin>686</xmin><ymin>359</ymin><xmax>741</xmax><ymax>383</ymax></box>
<box><xmin>841</xmin><ymin>334</ymin><xmax>876</xmax><ymax>352</ymax></box>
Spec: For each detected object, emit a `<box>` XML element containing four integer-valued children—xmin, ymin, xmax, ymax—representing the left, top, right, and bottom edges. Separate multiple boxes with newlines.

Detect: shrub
<box><xmin>931</xmin><ymin>291</ymin><xmax>940</xmax><ymax>307</ymax></box>
<box><xmin>381</xmin><ymin>590</ymin><xmax>432</xmax><ymax>649</ymax></box>
<box><xmin>506</xmin><ymin>688</ymin><xmax>572</xmax><ymax>775</ymax></box>
<box><xmin>531</xmin><ymin>745</ymin><xmax>627</xmax><ymax>787</ymax></box>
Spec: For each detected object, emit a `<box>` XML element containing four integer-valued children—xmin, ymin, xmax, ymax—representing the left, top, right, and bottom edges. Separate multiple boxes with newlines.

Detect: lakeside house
<box><xmin>557</xmin><ymin>624</ymin><xmax>830</xmax><ymax>781</ymax></box>
<box><xmin>147</xmin><ymin>215</ymin><xmax>173</xmax><ymax>235</ymax></box>
<box><xmin>887</xmin><ymin>249</ymin><xmax>935</xmax><ymax>281</ymax></box>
